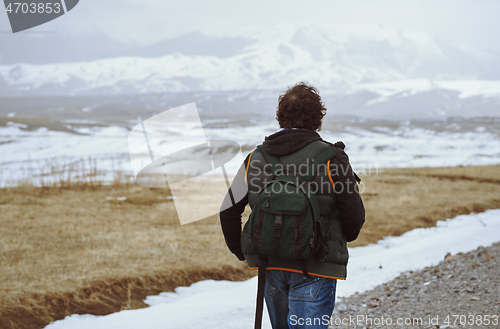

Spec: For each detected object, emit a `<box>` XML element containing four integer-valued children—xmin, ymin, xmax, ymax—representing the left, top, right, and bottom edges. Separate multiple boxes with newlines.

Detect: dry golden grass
<box><xmin>0</xmin><ymin>164</ymin><xmax>499</xmax><ymax>329</ymax></box>
<box><xmin>0</xmin><ymin>183</ymin><xmax>251</xmax><ymax>329</ymax></box>
<box><xmin>351</xmin><ymin>164</ymin><xmax>500</xmax><ymax>247</ymax></box>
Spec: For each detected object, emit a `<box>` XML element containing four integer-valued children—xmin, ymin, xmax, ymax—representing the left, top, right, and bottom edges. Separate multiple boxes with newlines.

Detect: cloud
<box><xmin>1</xmin><ymin>0</ymin><xmax>499</xmax><ymax>51</ymax></box>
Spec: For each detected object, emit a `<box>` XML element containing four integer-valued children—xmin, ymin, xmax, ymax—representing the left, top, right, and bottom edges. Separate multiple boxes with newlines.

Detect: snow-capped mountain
<box><xmin>1</xmin><ymin>25</ymin><xmax>500</xmax><ymax>96</ymax></box>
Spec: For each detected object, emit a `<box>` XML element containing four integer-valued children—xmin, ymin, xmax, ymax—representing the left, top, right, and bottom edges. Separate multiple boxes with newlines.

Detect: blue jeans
<box><xmin>264</xmin><ymin>270</ymin><xmax>337</xmax><ymax>329</ymax></box>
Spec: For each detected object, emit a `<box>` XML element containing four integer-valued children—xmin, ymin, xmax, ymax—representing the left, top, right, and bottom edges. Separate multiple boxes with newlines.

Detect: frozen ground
<box><xmin>1</xmin><ymin>117</ymin><xmax>499</xmax><ymax>186</ymax></box>
<box><xmin>44</xmin><ymin>209</ymin><xmax>500</xmax><ymax>329</ymax></box>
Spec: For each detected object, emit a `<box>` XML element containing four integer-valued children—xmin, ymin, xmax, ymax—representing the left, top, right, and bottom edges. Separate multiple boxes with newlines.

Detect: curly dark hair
<box><xmin>276</xmin><ymin>82</ymin><xmax>327</xmax><ymax>131</ymax></box>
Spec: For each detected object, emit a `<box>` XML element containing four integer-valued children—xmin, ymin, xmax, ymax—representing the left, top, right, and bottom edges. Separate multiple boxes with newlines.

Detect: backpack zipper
<box><xmin>265</xmin><ymin>193</ymin><xmax>271</xmax><ymax>208</ymax></box>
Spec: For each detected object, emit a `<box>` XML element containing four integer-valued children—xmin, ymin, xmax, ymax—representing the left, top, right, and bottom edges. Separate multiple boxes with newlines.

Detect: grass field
<box><xmin>0</xmin><ymin>164</ymin><xmax>499</xmax><ymax>329</ymax></box>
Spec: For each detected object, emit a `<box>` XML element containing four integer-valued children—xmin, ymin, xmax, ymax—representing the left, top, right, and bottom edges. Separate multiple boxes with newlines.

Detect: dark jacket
<box><xmin>220</xmin><ymin>129</ymin><xmax>365</xmax><ymax>279</ymax></box>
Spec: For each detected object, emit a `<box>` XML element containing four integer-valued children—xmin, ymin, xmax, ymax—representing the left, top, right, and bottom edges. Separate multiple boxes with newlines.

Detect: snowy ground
<box><xmin>44</xmin><ymin>209</ymin><xmax>500</xmax><ymax>329</ymax></box>
<box><xmin>2</xmin><ymin>113</ymin><xmax>499</xmax><ymax>326</ymax></box>
<box><xmin>1</xmin><ymin>118</ymin><xmax>499</xmax><ymax>186</ymax></box>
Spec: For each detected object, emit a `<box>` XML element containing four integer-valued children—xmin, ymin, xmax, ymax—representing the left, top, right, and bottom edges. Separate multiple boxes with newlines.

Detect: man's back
<box><xmin>241</xmin><ymin>131</ymin><xmax>364</xmax><ymax>279</ymax></box>
<box><xmin>219</xmin><ymin>82</ymin><xmax>364</xmax><ymax>329</ymax></box>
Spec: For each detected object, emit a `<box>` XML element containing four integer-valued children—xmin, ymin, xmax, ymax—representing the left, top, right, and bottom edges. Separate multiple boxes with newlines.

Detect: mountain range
<box><xmin>1</xmin><ymin>25</ymin><xmax>500</xmax><ymax>97</ymax></box>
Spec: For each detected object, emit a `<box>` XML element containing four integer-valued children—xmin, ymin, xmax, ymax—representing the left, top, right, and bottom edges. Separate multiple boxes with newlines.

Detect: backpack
<box><xmin>246</xmin><ymin>143</ymin><xmax>340</xmax><ymax>329</ymax></box>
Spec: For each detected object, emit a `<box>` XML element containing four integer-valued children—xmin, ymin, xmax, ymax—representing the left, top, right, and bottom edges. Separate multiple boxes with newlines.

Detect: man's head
<box><xmin>276</xmin><ymin>82</ymin><xmax>327</xmax><ymax>132</ymax></box>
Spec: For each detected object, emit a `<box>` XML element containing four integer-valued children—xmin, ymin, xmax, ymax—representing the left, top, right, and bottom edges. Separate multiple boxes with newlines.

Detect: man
<box><xmin>220</xmin><ymin>82</ymin><xmax>365</xmax><ymax>328</ymax></box>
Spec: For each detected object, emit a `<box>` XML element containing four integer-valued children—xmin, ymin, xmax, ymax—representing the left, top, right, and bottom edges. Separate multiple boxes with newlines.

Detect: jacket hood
<box><xmin>262</xmin><ymin>129</ymin><xmax>322</xmax><ymax>156</ymax></box>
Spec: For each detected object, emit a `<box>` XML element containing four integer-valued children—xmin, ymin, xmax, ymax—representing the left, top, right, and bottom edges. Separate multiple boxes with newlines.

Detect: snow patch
<box><xmin>44</xmin><ymin>209</ymin><xmax>500</xmax><ymax>329</ymax></box>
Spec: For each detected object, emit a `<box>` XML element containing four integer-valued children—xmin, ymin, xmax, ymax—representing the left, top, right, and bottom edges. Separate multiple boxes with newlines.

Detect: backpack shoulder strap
<box><xmin>313</xmin><ymin>145</ymin><xmax>340</xmax><ymax>166</ymax></box>
<box><xmin>244</xmin><ymin>151</ymin><xmax>254</xmax><ymax>184</ymax></box>
<box><xmin>256</xmin><ymin>145</ymin><xmax>282</xmax><ymax>177</ymax></box>
<box><xmin>306</xmin><ymin>141</ymin><xmax>343</xmax><ymax>182</ymax></box>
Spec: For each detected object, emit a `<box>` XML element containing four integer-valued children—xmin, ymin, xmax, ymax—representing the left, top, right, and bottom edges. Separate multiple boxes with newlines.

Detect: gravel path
<box><xmin>329</xmin><ymin>242</ymin><xmax>500</xmax><ymax>328</ymax></box>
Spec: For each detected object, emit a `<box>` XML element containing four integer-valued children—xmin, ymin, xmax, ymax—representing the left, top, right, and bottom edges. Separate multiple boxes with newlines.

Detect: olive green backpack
<box><xmin>246</xmin><ymin>145</ymin><xmax>339</xmax><ymax>264</ymax></box>
<box><xmin>246</xmin><ymin>144</ymin><xmax>339</xmax><ymax>329</ymax></box>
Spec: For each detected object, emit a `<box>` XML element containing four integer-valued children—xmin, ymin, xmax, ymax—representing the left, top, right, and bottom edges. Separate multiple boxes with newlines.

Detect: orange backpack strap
<box><xmin>244</xmin><ymin>151</ymin><xmax>254</xmax><ymax>184</ymax></box>
<box><xmin>327</xmin><ymin>159</ymin><xmax>335</xmax><ymax>187</ymax></box>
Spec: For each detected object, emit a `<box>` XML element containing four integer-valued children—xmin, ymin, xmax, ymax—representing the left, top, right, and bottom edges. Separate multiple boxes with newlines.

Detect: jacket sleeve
<box><xmin>219</xmin><ymin>154</ymin><xmax>250</xmax><ymax>261</ymax></box>
<box><xmin>329</xmin><ymin>153</ymin><xmax>365</xmax><ymax>242</ymax></box>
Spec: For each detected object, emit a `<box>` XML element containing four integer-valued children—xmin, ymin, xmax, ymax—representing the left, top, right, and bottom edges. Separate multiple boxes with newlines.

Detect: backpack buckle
<box><xmin>274</xmin><ymin>213</ymin><xmax>283</xmax><ymax>229</ymax></box>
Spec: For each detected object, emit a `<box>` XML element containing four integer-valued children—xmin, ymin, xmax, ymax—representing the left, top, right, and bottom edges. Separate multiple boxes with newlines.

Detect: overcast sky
<box><xmin>1</xmin><ymin>0</ymin><xmax>500</xmax><ymax>51</ymax></box>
